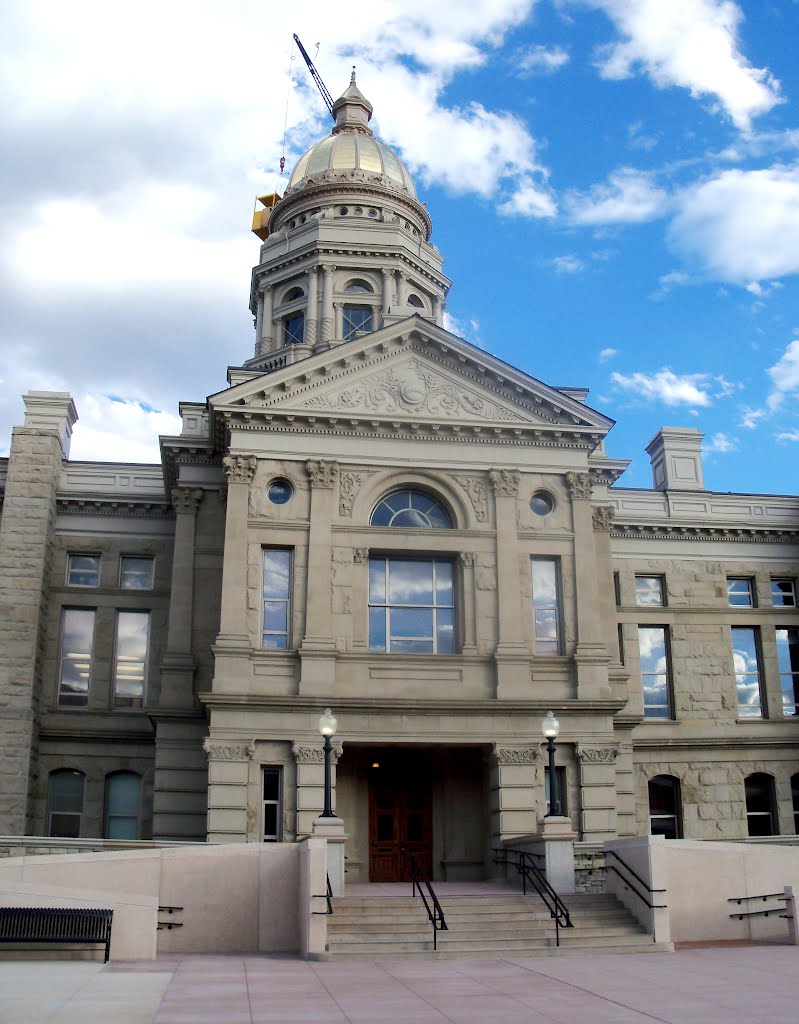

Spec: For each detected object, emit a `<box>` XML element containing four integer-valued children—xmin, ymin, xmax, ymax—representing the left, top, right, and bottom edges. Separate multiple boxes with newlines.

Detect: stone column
<box><xmin>566</xmin><ymin>472</ymin><xmax>611</xmax><ymax>700</ymax></box>
<box><xmin>489</xmin><ymin>745</ymin><xmax>540</xmax><ymax>857</ymax></box>
<box><xmin>255</xmin><ymin>293</ymin><xmax>264</xmax><ymax>346</ymax></box>
<box><xmin>320</xmin><ymin>265</ymin><xmax>334</xmax><ymax>347</ymax></box>
<box><xmin>299</xmin><ymin>459</ymin><xmax>338</xmax><ymax>693</ymax></box>
<box><xmin>576</xmin><ymin>743</ymin><xmax>619</xmax><ymax>842</ymax></box>
<box><xmin>459</xmin><ymin>552</ymin><xmax>477</xmax><ymax>654</ymax></box>
<box><xmin>432</xmin><ymin>294</ymin><xmax>442</xmax><ymax>326</ymax></box>
<box><xmin>204</xmin><ymin>738</ymin><xmax>254</xmax><ymax>843</ymax></box>
<box><xmin>160</xmin><ymin>486</ymin><xmax>203</xmax><ymax>709</ymax></box>
<box><xmin>490</xmin><ymin>469</ymin><xmax>528</xmax><ymax>698</ymax></box>
<box><xmin>258</xmin><ymin>285</ymin><xmax>273</xmax><ymax>355</ymax></box>
<box><xmin>381</xmin><ymin>268</ymin><xmax>392</xmax><ymax>320</ymax></box>
<box><xmin>293</xmin><ymin>741</ymin><xmax>343</xmax><ymax>839</ymax></box>
<box><xmin>394</xmin><ymin>269</ymin><xmax>404</xmax><ymax>306</ymax></box>
<box><xmin>306</xmin><ymin>267</ymin><xmax>319</xmax><ymax>349</ymax></box>
<box><xmin>334</xmin><ymin>302</ymin><xmax>343</xmax><ymax>341</ymax></box>
<box><xmin>0</xmin><ymin>392</ymin><xmax>77</xmax><ymax>835</ymax></box>
<box><xmin>217</xmin><ymin>454</ymin><xmax>256</xmax><ymax>649</ymax></box>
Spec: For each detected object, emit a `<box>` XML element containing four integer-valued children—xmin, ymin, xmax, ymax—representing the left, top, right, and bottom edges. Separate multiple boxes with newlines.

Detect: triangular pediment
<box><xmin>210</xmin><ymin>317</ymin><xmax>613</xmax><ymax>442</ymax></box>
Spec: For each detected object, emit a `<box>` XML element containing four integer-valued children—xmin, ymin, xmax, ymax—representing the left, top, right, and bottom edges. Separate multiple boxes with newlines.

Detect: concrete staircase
<box><xmin>326</xmin><ymin>890</ymin><xmax>672</xmax><ymax>960</ymax></box>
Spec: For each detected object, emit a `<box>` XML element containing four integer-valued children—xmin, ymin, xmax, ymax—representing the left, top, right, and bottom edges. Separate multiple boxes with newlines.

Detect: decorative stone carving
<box><xmin>171</xmin><ymin>487</ymin><xmax>203</xmax><ymax>515</ymax></box>
<box><xmin>459</xmin><ymin>552</ymin><xmax>475</xmax><ymax>567</ymax></box>
<box><xmin>223</xmin><ymin>454</ymin><xmax>257</xmax><ymax>485</ymax></box>
<box><xmin>456</xmin><ymin>476</ymin><xmax>488</xmax><ymax>522</ymax></box>
<box><xmin>353</xmin><ymin>548</ymin><xmax>369</xmax><ymax>563</ymax></box>
<box><xmin>576</xmin><ymin>745</ymin><xmax>618</xmax><ymax>764</ymax></box>
<box><xmin>592</xmin><ymin>505</ymin><xmax>615</xmax><ymax>532</ymax></box>
<box><xmin>489</xmin><ymin>469</ymin><xmax>519</xmax><ymax>498</ymax></box>
<box><xmin>565</xmin><ymin>471</ymin><xmax>593</xmax><ymax>500</ymax></box>
<box><xmin>300</xmin><ymin>358</ymin><xmax>521</xmax><ymax>421</ymax></box>
<box><xmin>306</xmin><ymin>459</ymin><xmax>339</xmax><ymax>489</ymax></box>
<box><xmin>203</xmin><ymin>739</ymin><xmax>255</xmax><ymax>761</ymax></box>
<box><xmin>339</xmin><ymin>471</ymin><xmax>367</xmax><ymax>516</ymax></box>
<box><xmin>493</xmin><ymin>745</ymin><xmax>540</xmax><ymax>765</ymax></box>
<box><xmin>292</xmin><ymin>741</ymin><xmax>343</xmax><ymax>764</ymax></box>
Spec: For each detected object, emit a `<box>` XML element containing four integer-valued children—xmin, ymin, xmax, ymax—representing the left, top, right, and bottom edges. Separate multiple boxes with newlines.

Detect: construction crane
<box><xmin>293</xmin><ymin>33</ymin><xmax>334</xmax><ymax>115</ymax></box>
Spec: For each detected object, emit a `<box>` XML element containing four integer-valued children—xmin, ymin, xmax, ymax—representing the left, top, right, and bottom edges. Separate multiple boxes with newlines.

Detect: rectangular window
<box><xmin>120</xmin><ymin>556</ymin><xmax>154</xmax><ymax>590</ymax></box>
<box><xmin>262</xmin><ymin>548</ymin><xmax>292</xmax><ymax>649</ymax></box>
<box><xmin>343</xmin><ymin>305</ymin><xmax>373</xmax><ymax>340</ymax></box>
<box><xmin>368</xmin><ymin>557</ymin><xmax>454</xmax><ymax>654</ymax></box>
<box><xmin>635</xmin><ymin>575</ymin><xmax>665</xmax><ymax>606</ymax></box>
<box><xmin>104</xmin><ymin>773</ymin><xmax>142</xmax><ymax>840</ymax></box>
<box><xmin>618</xmin><ymin>624</ymin><xmax>625</xmax><ymax>665</ymax></box>
<box><xmin>613</xmin><ymin>571</ymin><xmax>621</xmax><ymax>607</ymax></box>
<box><xmin>66</xmin><ymin>553</ymin><xmax>100</xmax><ymax>587</ymax></box>
<box><xmin>731</xmin><ymin>626</ymin><xmax>764</xmax><ymax>718</ymax></box>
<box><xmin>776</xmin><ymin>627</ymin><xmax>799</xmax><ymax>717</ymax></box>
<box><xmin>263</xmin><ymin>767</ymin><xmax>283</xmax><ymax>842</ymax></box>
<box><xmin>727</xmin><ymin>578</ymin><xmax>754</xmax><ymax>607</ymax></box>
<box><xmin>48</xmin><ymin>771</ymin><xmax>85</xmax><ymax>838</ymax></box>
<box><xmin>113</xmin><ymin>610</ymin><xmax>150</xmax><ymax>707</ymax></box>
<box><xmin>58</xmin><ymin>609</ymin><xmax>96</xmax><ymax>707</ymax></box>
<box><xmin>545</xmin><ymin>766</ymin><xmax>567</xmax><ymax>816</ymax></box>
<box><xmin>284</xmin><ymin>313</ymin><xmax>305</xmax><ymax>345</ymax></box>
<box><xmin>638</xmin><ymin>626</ymin><xmax>672</xmax><ymax>719</ymax></box>
<box><xmin>772</xmin><ymin>578</ymin><xmax>797</xmax><ymax>607</ymax></box>
<box><xmin>531</xmin><ymin>558</ymin><xmax>562</xmax><ymax>654</ymax></box>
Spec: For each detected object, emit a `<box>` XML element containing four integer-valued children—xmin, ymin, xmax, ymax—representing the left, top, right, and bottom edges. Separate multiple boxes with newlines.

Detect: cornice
<box><xmin>198</xmin><ymin>693</ymin><xmax>627</xmax><ymax>715</ymax></box>
<box><xmin>57</xmin><ymin>497</ymin><xmax>171</xmax><ymax>518</ymax></box>
<box><xmin>273</xmin><ymin>177</ymin><xmax>432</xmax><ymax>237</ymax></box>
<box><xmin>632</xmin><ymin>735</ymin><xmax>799</xmax><ymax>750</ymax></box>
<box><xmin>253</xmin><ymin>246</ymin><xmax>449</xmax><ymax>294</ymax></box>
<box><xmin>611</xmin><ymin>523</ymin><xmax>799</xmax><ymax>544</ymax></box>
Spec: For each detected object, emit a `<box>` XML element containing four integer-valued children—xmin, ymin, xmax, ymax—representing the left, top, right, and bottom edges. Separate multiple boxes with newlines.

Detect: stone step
<box><xmin>324</xmin><ymin>941</ymin><xmax>672</xmax><ymax>961</ymax></box>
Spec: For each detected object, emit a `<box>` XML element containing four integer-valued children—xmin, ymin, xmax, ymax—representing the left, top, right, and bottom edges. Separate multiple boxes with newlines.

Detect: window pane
<box><xmin>120</xmin><ymin>557</ymin><xmax>154</xmax><ymax>590</ymax></box>
<box><xmin>532</xmin><ymin>559</ymin><xmax>561</xmax><ymax>654</ymax></box>
<box><xmin>49</xmin><ymin>771</ymin><xmax>84</xmax><ymax>838</ymax></box>
<box><xmin>50</xmin><ymin>813</ymin><xmax>81</xmax><ymax>838</ymax></box>
<box><xmin>435</xmin><ymin>562</ymin><xmax>453</xmax><ymax>603</ymax></box>
<box><xmin>263</xmin><ymin>767</ymin><xmax>282</xmax><ymax>842</ymax></box>
<box><xmin>635</xmin><ymin>576</ymin><xmax>664</xmax><ymax>606</ymax></box>
<box><xmin>343</xmin><ymin>305</ymin><xmax>373</xmax><ymax>339</ymax></box>
<box><xmin>263</xmin><ymin>549</ymin><xmax>291</xmax><ymax>649</ymax></box>
<box><xmin>727</xmin><ymin>578</ymin><xmax>753</xmax><ymax>607</ymax></box>
<box><xmin>263</xmin><ymin>602</ymin><xmax>288</xmax><ymax>633</ymax></box>
<box><xmin>639</xmin><ymin>626</ymin><xmax>672</xmax><ymax>718</ymax></box>
<box><xmin>113</xmin><ymin>611</ymin><xmax>149</xmax><ymax>707</ymax></box>
<box><xmin>731</xmin><ymin>627</ymin><xmax>763</xmax><ymax>717</ymax></box>
<box><xmin>772</xmin><ymin>578</ymin><xmax>797</xmax><ymax>607</ymax></box>
<box><xmin>284</xmin><ymin>313</ymin><xmax>305</xmax><ymax>345</ymax></box>
<box><xmin>263</xmin><ymin>550</ymin><xmax>291</xmax><ymax>598</ymax></box>
<box><xmin>67</xmin><ymin>554</ymin><xmax>100</xmax><ymax>587</ymax></box>
<box><xmin>105</xmin><ymin>773</ymin><xmax>141</xmax><ymax>840</ymax></box>
<box><xmin>391</xmin><ymin>607</ymin><xmax>433</xmax><ymax>638</ymax></box>
<box><xmin>777</xmin><ymin>628</ymin><xmax>799</xmax><ymax>716</ymax></box>
<box><xmin>370</xmin><ymin>490</ymin><xmax>452</xmax><ymax>529</ymax></box>
<box><xmin>389</xmin><ymin>560</ymin><xmax>433</xmax><ymax>605</ymax></box>
<box><xmin>369</xmin><ymin>607</ymin><xmax>387</xmax><ymax>651</ymax></box>
<box><xmin>649</xmin><ymin>775</ymin><xmax>681</xmax><ymax>837</ymax></box>
<box><xmin>59</xmin><ymin>609</ymin><xmax>95</xmax><ymax>706</ymax></box>
<box><xmin>391</xmin><ymin>638</ymin><xmax>433</xmax><ymax>653</ymax></box>
<box><xmin>745</xmin><ymin>774</ymin><xmax>775</xmax><ymax>836</ymax></box>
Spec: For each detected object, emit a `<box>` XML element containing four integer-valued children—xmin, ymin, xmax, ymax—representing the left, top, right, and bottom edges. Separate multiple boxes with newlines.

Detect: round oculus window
<box><xmin>530</xmin><ymin>491</ymin><xmax>555</xmax><ymax>516</ymax></box>
<box><xmin>267</xmin><ymin>480</ymin><xmax>293</xmax><ymax>505</ymax></box>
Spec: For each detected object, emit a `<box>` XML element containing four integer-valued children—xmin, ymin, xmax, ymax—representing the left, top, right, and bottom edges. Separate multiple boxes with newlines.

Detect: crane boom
<box><xmin>293</xmin><ymin>34</ymin><xmax>334</xmax><ymax>115</ymax></box>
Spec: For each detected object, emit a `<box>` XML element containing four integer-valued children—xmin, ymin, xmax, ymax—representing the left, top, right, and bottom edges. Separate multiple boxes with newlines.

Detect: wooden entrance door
<box><xmin>368</xmin><ymin>762</ymin><xmax>432</xmax><ymax>882</ymax></box>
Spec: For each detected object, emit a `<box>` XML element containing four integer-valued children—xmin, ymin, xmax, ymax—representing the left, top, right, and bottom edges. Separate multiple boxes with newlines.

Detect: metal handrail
<box><xmin>312</xmin><ymin>873</ymin><xmax>333</xmax><ymax>916</ymax></box>
<box><xmin>406</xmin><ymin>853</ymin><xmax>448</xmax><ymax>950</ymax></box>
<box><xmin>604</xmin><ymin>850</ymin><xmax>667</xmax><ymax>911</ymax></box>
<box><xmin>495</xmin><ymin>847</ymin><xmax>573</xmax><ymax>947</ymax></box>
<box><xmin>729</xmin><ymin>891</ymin><xmax>787</xmax><ymax>921</ymax></box>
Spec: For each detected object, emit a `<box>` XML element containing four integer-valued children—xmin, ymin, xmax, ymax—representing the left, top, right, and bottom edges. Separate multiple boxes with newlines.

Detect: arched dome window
<box><xmin>370</xmin><ymin>489</ymin><xmax>453</xmax><ymax>528</ymax></box>
<box><xmin>284</xmin><ymin>286</ymin><xmax>304</xmax><ymax>303</ymax></box>
<box><xmin>344</xmin><ymin>279</ymin><xmax>373</xmax><ymax>293</ymax></box>
<box><xmin>407</xmin><ymin>294</ymin><xmax>424</xmax><ymax>308</ymax></box>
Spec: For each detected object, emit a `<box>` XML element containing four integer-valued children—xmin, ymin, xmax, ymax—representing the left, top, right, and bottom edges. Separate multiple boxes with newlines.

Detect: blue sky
<box><xmin>1</xmin><ymin>1</ymin><xmax>797</xmax><ymax>492</ymax></box>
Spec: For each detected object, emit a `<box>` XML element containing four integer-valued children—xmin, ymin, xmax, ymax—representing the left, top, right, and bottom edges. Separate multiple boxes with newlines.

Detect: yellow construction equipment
<box><xmin>252</xmin><ymin>193</ymin><xmax>282</xmax><ymax>240</ymax></box>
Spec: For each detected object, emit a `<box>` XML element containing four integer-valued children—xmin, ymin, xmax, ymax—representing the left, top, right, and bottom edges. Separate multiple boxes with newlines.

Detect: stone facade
<box><xmin>0</xmin><ymin>78</ymin><xmax>798</xmax><ymax>880</ymax></box>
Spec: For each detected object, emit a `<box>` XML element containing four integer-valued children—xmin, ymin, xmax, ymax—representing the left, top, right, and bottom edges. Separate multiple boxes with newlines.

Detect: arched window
<box><xmin>792</xmin><ymin>773</ymin><xmax>799</xmax><ymax>834</ymax></box>
<box><xmin>284</xmin><ymin>313</ymin><xmax>305</xmax><ymax>345</ymax></box>
<box><xmin>344</xmin><ymin>279</ymin><xmax>373</xmax><ymax>293</ymax></box>
<box><xmin>284</xmin><ymin>286</ymin><xmax>304</xmax><ymax>302</ymax></box>
<box><xmin>648</xmin><ymin>775</ymin><xmax>681</xmax><ymax>839</ymax></box>
<box><xmin>407</xmin><ymin>294</ymin><xmax>424</xmax><ymax>308</ymax></box>
<box><xmin>48</xmin><ymin>769</ymin><xmax>85</xmax><ymax>838</ymax></box>
<box><xmin>104</xmin><ymin>772</ymin><xmax>142</xmax><ymax>840</ymax></box>
<box><xmin>370</xmin><ymin>489</ymin><xmax>453</xmax><ymax>529</ymax></box>
<box><xmin>745</xmin><ymin>773</ymin><xmax>777</xmax><ymax>836</ymax></box>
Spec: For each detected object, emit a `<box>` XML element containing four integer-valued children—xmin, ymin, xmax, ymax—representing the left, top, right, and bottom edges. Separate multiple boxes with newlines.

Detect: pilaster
<box><xmin>217</xmin><ymin>455</ymin><xmax>256</xmax><ymax>649</ymax></box>
<box><xmin>490</xmin><ymin>469</ymin><xmax>529</xmax><ymax>697</ymax></box>
<box><xmin>459</xmin><ymin>552</ymin><xmax>478</xmax><ymax>654</ymax></box>
<box><xmin>293</xmin><ymin>740</ymin><xmax>343</xmax><ymax>839</ymax></box>
<box><xmin>258</xmin><ymin>285</ymin><xmax>273</xmax><ymax>355</ymax></box>
<box><xmin>489</xmin><ymin>744</ymin><xmax>540</xmax><ymax>851</ymax></box>
<box><xmin>299</xmin><ymin>459</ymin><xmax>339</xmax><ymax>693</ymax></box>
<box><xmin>203</xmin><ymin>738</ymin><xmax>255</xmax><ymax>843</ymax></box>
<box><xmin>576</xmin><ymin>743</ymin><xmax>619</xmax><ymax>841</ymax></box>
<box><xmin>306</xmin><ymin>267</ymin><xmax>319</xmax><ymax>348</ymax></box>
<box><xmin>160</xmin><ymin>486</ymin><xmax>203</xmax><ymax>709</ymax></box>
<box><xmin>320</xmin><ymin>265</ymin><xmax>334</xmax><ymax>348</ymax></box>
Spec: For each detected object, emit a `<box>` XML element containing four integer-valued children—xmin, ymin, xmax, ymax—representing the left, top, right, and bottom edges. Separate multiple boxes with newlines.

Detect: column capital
<box><xmin>223</xmin><ymin>454</ymin><xmax>257</xmax><ymax>484</ymax></box>
<box><xmin>565</xmin><ymin>471</ymin><xmax>593</xmax><ymax>500</ymax></box>
<box><xmin>592</xmin><ymin>505</ymin><xmax>615</xmax><ymax>532</ymax></box>
<box><xmin>202</xmin><ymin>738</ymin><xmax>255</xmax><ymax>761</ymax></box>
<box><xmin>353</xmin><ymin>547</ymin><xmax>369</xmax><ymax>563</ymax></box>
<box><xmin>306</xmin><ymin>458</ymin><xmax>339</xmax><ymax>489</ymax></box>
<box><xmin>575</xmin><ymin>744</ymin><xmax>618</xmax><ymax>764</ymax></box>
<box><xmin>492</xmin><ymin>743</ymin><xmax>540</xmax><ymax>765</ymax></box>
<box><xmin>459</xmin><ymin>551</ymin><xmax>475</xmax><ymax>567</ymax></box>
<box><xmin>489</xmin><ymin>469</ymin><xmax>519</xmax><ymax>498</ymax></box>
<box><xmin>292</xmin><ymin>740</ymin><xmax>343</xmax><ymax>764</ymax></box>
<box><xmin>171</xmin><ymin>487</ymin><xmax>203</xmax><ymax>515</ymax></box>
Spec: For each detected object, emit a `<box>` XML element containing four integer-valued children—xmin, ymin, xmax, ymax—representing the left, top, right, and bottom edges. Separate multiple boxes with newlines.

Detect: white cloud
<box><xmin>566</xmin><ymin>168</ymin><xmax>669</xmax><ymax>225</ymax></box>
<box><xmin>669</xmin><ymin>164</ymin><xmax>799</xmax><ymax>284</ymax></box>
<box><xmin>587</xmin><ymin>0</ymin><xmax>782</xmax><ymax>131</ymax></box>
<box><xmin>766</xmin><ymin>339</ymin><xmax>799</xmax><ymax>411</ymax></box>
<box><xmin>776</xmin><ymin>429</ymin><xmax>799</xmax><ymax>444</ymax></box>
<box><xmin>610</xmin><ymin>368</ymin><xmax>713</xmax><ymax>407</ymax></box>
<box><xmin>703</xmin><ymin>431</ymin><xmax>738</xmax><ymax>453</ymax></box>
<box><xmin>739</xmin><ymin>406</ymin><xmax>766</xmax><ymax>430</ymax></box>
<box><xmin>516</xmin><ymin>44</ymin><xmax>570</xmax><ymax>75</ymax></box>
<box><xmin>650</xmin><ymin>270</ymin><xmax>690</xmax><ymax>300</ymax></box>
<box><xmin>599</xmin><ymin>347</ymin><xmax>618</xmax><ymax>362</ymax></box>
<box><xmin>552</xmin><ymin>254</ymin><xmax>585</xmax><ymax>274</ymax></box>
<box><xmin>70</xmin><ymin>394</ymin><xmax>182</xmax><ymax>462</ymax></box>
<box><xmin>497</xmin><ymin>176</ymin><xmax>557</xmax><ymax>218</ymax></box>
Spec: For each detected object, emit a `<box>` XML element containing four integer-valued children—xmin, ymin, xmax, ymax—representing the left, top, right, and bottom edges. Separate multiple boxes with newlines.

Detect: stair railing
<box><xmin>405</xmin><ymin>851</ymin><xmax>448</xmax><ymax>950</ymax></box>
<box><xmin>604</xmin><ymin>849</ymin><xmax>667</xmax><ymax>911</ymax></box>
<box><xmin>728</xmin><ymin>891</ymin><xmax>787</xmax><ymax>921</ymax></box>
<box><xmin>312</xmin><ymin>873</ymin><xmax>333</xmax><ymax>916</ymax></box>
<box><xmin>494</xmin><ymin>846</ymin><xmax>573</xmax><ymax>947</ymax></box>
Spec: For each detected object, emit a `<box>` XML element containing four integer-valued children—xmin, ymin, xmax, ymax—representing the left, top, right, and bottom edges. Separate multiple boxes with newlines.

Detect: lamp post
<box><xmin>319</xmin><ymin>708</ymin><xmax>338</xmax><ymax>818</ymax></box>
<box><xmin>542</xmin><ymin>710</ymin><xmax>561</xmax><ymax>817</ymax></box>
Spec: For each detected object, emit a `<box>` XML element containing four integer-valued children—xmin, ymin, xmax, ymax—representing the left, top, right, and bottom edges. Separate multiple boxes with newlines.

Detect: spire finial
<box><xmin>350</xmin><ymin>66</ymin><xmax>356</xmax><ymax>85</ymax></box>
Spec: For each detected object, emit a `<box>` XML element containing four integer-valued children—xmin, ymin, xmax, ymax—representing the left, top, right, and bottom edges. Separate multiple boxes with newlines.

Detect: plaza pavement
<box><xmin>0</xmin><ymin>944</ymin><xmax>796</xmax><ymax>1024</ymax></box>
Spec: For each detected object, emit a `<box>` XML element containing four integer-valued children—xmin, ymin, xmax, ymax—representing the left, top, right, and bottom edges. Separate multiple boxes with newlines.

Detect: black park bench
<box><xmin>0</xmin><ymin>907</ymin><xmax>114</xmax><ymax>962</ymax></box>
